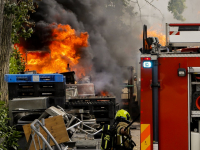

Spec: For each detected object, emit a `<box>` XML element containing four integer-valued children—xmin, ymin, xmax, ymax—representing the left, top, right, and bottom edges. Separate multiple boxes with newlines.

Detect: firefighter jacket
<box><xmin>115</xmin><ymin>122</ymin><xmax>132</xmax><ymax>150</ymax></box>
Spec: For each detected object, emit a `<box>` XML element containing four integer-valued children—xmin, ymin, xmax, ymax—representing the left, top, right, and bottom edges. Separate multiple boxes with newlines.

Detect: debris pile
<box><xmin>24</xmin><ymin>106</ymin><xmax>102</xmax><ymax>150</ymax></box>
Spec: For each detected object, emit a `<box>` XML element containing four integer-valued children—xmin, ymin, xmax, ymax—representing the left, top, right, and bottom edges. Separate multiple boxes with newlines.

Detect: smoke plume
<box><xmin>21</xmin><ymin>0</ymin><xmax>142</xmax><ymax>101</ymax></box>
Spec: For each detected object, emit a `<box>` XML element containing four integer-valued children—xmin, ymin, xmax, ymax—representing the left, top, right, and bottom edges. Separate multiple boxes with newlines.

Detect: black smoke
<box><xmin>22</xmin><ymin>0</ymin><xmax>142</xmax><ymax>101</ymax></box>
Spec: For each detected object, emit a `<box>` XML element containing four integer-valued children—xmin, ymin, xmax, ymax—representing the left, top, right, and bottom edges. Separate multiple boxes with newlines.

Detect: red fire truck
<box><xmin>140</xmin><ymin>23</ymin><xmax>200</xmax><ymax>150</ymax></box>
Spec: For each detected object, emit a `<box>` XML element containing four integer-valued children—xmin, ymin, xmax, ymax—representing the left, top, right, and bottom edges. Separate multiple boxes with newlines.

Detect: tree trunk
<box><xmin>0</xmin><ymin>0</ymin><xmax>4</xmax><ymax>44</ymax></box>
<box><xmin>0</xmin><ymin>0</ymin><xmax>5</xmax><ymax>101</ymax></box>
<box><xmin>0</xmin><ymin>17</ymin><xmax>12</xmax><ymax>102</ymax></box>
<box><xmin>0</xmin><ymin>0</ymin><xmax>13</xmax><ymax>102</ymax></box>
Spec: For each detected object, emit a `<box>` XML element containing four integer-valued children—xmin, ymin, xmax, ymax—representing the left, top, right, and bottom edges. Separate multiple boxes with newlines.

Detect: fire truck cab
<box><xmin>140</xmin><ymin>23</ymin><xmax>200</xmax><ymax>150</ymax></box>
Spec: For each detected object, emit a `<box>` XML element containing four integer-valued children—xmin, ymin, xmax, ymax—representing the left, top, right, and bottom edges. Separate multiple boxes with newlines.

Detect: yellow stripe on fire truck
<box><xmin>141</xmin><ymin>124</ymin><xmax>151</xmax><ymax>150</ymax></box>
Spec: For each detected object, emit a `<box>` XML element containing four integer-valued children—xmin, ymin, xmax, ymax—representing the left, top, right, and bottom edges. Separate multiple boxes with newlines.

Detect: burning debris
<box><xmin>100</xmin><ymin>91</ymin><xmax>110</xmax><ymax>97</ymax></box>
<box><xmin>17</xmin><ymin>23</ymin><xmax>89</xmax><ymax>78</ymax></box>
<box><xmin>15</xmin><ymin>0</ymin><xmax>140</xmax><ymax>101</ymax></box>
<box><xmin>5</xmin><ymin>72</ymin><xmax>119</xmax><ymax>149</ymax></box>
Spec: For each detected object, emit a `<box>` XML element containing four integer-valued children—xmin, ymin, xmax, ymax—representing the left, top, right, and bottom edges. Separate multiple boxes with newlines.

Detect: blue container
<box><xmin>4</xmin><ymin>74</ymin><xmax>64</xmax><ymax>83</ymax></box>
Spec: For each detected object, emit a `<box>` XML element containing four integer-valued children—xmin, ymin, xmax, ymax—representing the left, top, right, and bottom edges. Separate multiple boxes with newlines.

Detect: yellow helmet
<box><xmin>115</xmin><ymin>109</ymin><xmax>131</xmax><ymax>121</ymax></box>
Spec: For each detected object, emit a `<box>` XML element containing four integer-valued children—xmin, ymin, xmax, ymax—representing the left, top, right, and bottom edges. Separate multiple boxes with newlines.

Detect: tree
<box><xmin>0</xmin><ymin>101</ymin><xmax>21</xmax><ymax>149</ymax></box>
<box><xmin>0</xmin><ymin>0</ymin><xmax>36</xmax><ymax>102</ymax></box>
<box><xmin>0</xmin><ymin>0</ymin><xmax>14</xmax><ymax>103</ymax></box>
<box><xmin>4</xmin><ymin>0</ymin><xmax>35</xmax><ymax>43</ymax></box>
<box><xmin>168</xmin><ymin>0</ymin><xmax>186</xmax><ymax>21</ymax></box>
<box><xmin>9</xmin><ymin>47</ymin><xmax>25</xmax><ymax>74</ymax></box>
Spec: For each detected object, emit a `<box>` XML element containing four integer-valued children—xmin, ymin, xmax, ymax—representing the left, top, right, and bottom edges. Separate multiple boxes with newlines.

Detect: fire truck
<box><xmin>140</xmin><ymin>23</ymin><xmax>200</xmax><ymax>150</ymax></box>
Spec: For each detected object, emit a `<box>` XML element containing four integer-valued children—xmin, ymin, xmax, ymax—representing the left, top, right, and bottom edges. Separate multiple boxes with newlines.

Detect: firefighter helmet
<box><xmin>115</xmin><ymin>109</ymin><xmax>131</xmax><ymax>121</ymax></box>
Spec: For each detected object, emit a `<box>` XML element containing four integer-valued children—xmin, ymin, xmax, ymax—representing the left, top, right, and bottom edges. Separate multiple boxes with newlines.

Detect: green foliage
<box><xmin>4</xmin><ymin>0</ymin><xmax>37</xmax><ymax>43</ymax></box>
<box><xmin>168</xmin><ymin>0</ymin><xmax>186</xmax><ymax>21</ymax></box>
<box><xmin>9</xmin><ymin>47</ymin><xmax>25</xmax><ymax>74</ymax></box>
<box><xmin>0</xmin><ymin>101</ymin><xmax>21</xmax><ymax>150</ymax></box>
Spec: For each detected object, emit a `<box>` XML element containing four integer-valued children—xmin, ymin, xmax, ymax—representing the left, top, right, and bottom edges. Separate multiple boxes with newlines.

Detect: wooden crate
<box><xmin>23</xmin><ymin>115</ymin><xmax>69</xmax><ymax>150</ymax></box>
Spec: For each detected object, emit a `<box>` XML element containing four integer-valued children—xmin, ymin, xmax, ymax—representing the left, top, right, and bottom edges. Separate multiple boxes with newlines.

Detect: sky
<box><xmin>135</xmin><ymin>0</ymin><xmax>200</xmax><ymax>31</ymax></box>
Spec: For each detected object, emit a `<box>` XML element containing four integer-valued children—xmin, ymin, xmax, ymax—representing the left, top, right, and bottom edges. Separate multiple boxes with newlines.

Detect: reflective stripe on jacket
<box><xmin>116</xmin><ymin>122</ymin><xmax>131</xmax><ymax>148</ymax></box>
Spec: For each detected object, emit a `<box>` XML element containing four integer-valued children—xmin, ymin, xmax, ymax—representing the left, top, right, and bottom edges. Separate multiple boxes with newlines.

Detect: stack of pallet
<box><xmin>5</xmin><ymin>74</ymin><xmax>66</xmax><ymax>127</ymax></box>
<box><xmin>5</xmin><ymin>74</ymin><xmax>66</xmax><ymax>107</ymax></box>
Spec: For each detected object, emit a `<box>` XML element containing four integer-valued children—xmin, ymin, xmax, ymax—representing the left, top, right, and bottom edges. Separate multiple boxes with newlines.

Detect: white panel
<box><xmin>141</xmin><ymin>54</ymin><xmax>200</xmax><ymax>58</ymax></box>
<box><xmin>191</xmin><ymin>132</ymin><xmax>200</xmax><ymax>150</ymax></box>
<box><xmin>169</xmin><ymin>31</ymin><xmax>200</xmax><ymax>43</ymax></box>
<box><xmin>169</xmin><ymin>27</ymin><xmax>179</xmax><ymax>31</ymax></box>
<box><xmin>153</xmin><ymin>144</ymin><xmax>158</xmax><ymax>150</ymax></box>
<box><xmin>33</xmin><ymin>75</ymin><xmax>39</xmax><ymax>82</ymax></box>
<box><xmin>170</xmin><ymin>42</ymin><xmax>200</xmax><ymax>47</ymax></box>
<box><xmin>188</xmin><ymin>67</ymin><xmax>200</xmax><ymax>73</ymax></box>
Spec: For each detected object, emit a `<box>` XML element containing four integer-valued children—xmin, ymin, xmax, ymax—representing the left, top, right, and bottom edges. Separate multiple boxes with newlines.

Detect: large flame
<box><xmin>15</xmin><ymin>24</ymin><xmax>89</xmax><ymax>77</ymax></box>
<box><xmin>140</xmin><ymin>26</ymin><xmax>166</xmax><ymax>46</ymax></box>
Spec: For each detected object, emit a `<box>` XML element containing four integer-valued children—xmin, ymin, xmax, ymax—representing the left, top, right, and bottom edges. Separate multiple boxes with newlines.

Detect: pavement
<box><xmin>131</xmin><ymin>122</ymin><xmax>140</xmax><ymax>150</ymax></box>
<box><xmin>131</xmin><ymin>129</ymin><xmax>140</xmax><ymax>150</ymax></box>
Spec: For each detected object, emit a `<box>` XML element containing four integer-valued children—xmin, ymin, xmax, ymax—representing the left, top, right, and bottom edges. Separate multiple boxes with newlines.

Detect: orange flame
<box><xmin>15</xmin><ymin>24</ymin><xmax>89</xmax><ymax>78</ymax></box>
<box><xmin>198</xmin><ymin>11</ymin><xmax>200</xmax><ymax>14</ymax></box>
<box><xmin>140</xmin><ymin>26</ymin><xmax>166</xmax><ymax>46</ymax></box>
<box><xmin>100</xmin><ymin>91</ymin><xmax>109</xmax><ymax>96</ymax></box>
<box><xmin>14</xmin><ymin>44</ymin><xmax>26</xmax><ymax>58</ymax></box>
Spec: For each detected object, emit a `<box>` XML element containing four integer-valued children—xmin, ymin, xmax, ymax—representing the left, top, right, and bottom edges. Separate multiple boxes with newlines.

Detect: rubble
<box><xmin>23</xmin><ymin>106</ymin><xmax>102</xmax><ymax>150</ymax></box>
<box><xmin>4</xmin><ymin>73</ymin><xmax>119</xmax><ymax>149</ymax></box>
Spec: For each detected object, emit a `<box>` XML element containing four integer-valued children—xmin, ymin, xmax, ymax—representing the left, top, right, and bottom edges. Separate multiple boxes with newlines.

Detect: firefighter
<box><xmin>101</xmin><ymin>109</ymin><xmax>135</xmax><ymax>150</ymax></box>
<box><xmin>114</xmin><ymin>109</ymin><xmax>133</xmax><ymax>150</ymax></box>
